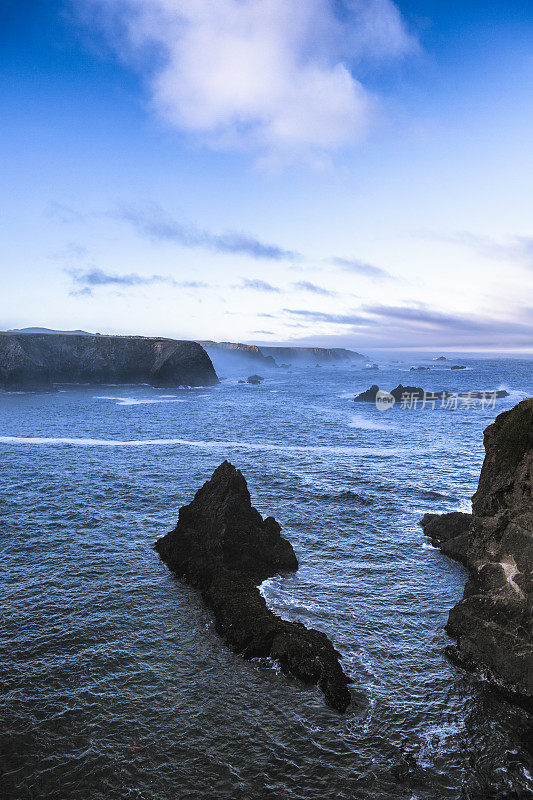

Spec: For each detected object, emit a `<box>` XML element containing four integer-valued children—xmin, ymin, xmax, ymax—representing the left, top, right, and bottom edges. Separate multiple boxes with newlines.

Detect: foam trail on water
<box><xmin>0</xmin><ymin>436</ymin><xmax>403</xmax><ymax>456</ymax></box>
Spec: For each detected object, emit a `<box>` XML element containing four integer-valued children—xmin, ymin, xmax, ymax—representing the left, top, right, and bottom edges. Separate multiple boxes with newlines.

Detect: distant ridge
<box><xmin>7</xmin><ymin>327</ymin><xmax>95</xmax><ymax>336</ymax></box>
<box><xmin>259</xmin><ymin>345</ymin><xmax>366</xmax><ymax>364</ymax></box>
<box><xmin>200</xmin><ymin>340</ymin><xmax>367</xmax><ymax>366</ymax></box>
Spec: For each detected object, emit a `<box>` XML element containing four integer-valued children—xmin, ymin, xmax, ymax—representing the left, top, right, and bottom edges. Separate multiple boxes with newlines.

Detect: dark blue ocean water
<box><xmin>1</xmin><ymin>357</ymin><xmax>532</xmax><ymax>800</ymax></box>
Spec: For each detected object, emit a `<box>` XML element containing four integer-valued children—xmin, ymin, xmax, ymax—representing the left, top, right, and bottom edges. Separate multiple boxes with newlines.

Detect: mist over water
<box><xmin>1</xmin><ymin>357</ymin><xmax>532</xmax><ymax>799</ymax></box>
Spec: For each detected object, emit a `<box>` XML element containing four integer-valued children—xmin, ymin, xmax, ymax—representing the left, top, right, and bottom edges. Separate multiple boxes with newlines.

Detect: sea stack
<box><xmin>421</xmin><ymin>399</ymin><xmax>533</xmax><ymax>704</ymax></box>
<box><xmin>155</xmin><ymin>461</ymin><xmax>352</xmax><ymax>712</ymax></box>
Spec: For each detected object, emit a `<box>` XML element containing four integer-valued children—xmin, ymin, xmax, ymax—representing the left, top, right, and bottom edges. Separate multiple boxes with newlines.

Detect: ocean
<box><xmin>1</xmin><ymin>356</ymin><xmax>532</xmax><ymax>799</ymax></box>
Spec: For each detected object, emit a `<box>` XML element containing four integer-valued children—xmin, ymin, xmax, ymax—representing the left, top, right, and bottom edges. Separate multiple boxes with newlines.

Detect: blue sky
<box><xmin>1</xmin><ymin>0</ymin><xmax>532</xmax><ymax>351</ymax></box>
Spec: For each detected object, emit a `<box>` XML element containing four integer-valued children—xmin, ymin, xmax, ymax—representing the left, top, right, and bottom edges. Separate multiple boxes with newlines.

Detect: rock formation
<box><xmin>0</xmin><ymin>332</ymin><xmax>218</xmax><ymax>391</ymax></box>
<box><xmin>421</xmin><ymin>399</ymin><xmax>533</xmax><ymax>704</ymax></box>
<box><xmin>155</xmin><ymin>461</ymin><xmax>352</xmax><ymax>712</ymax></box>
<box><xmin>247</xmin><ymin>374</ymin><xmax>263</xmax><ymax>384</ymax></box>
<box><xmin>354</xmin><ymin>384</ymin><xmax>509</xmax><ymax>403</ymax></box>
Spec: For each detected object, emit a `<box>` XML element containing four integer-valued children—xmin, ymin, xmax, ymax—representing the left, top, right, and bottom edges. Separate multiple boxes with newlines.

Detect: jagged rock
<box><xmin>410</xmin><ymin>366</ymin><xmax>430</xmax><ymax>371</ymax></box>
<box><xmin>420</xmin><ymin>512</ymin><xmax>473</xmax><ymax>564</ymax></box>
<box><xmin>155</xmin><ymin>462</ymin><xmax>352</xmax><ymax>712</ymax></box>
<box><xmin>354</xmin><ymin>385</ymin><xmax>380</xmax><ymax>402</ymax></box>
<box><xmin>0</xmin><ymin>332</ymin><xmax>218</xmax><ymax>391</ymax></box>
<box><xmin>247</xmin><ymin>374</ymin><xmax>263</xmax><ymax>384</ymax></box>
<box><xmin>421</xmin><ymin>399</ymin><xmax>533</xmax><ymax>705</ymax></box>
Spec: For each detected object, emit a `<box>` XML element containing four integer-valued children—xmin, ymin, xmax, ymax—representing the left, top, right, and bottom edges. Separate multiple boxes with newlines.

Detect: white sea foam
<box><xmin>0</xmin><ymin>435</ymin><xmax>403</xmax><ymax>456</ymax></box>
<box><xmin>348</xmin><ymin>414</ymin><xmax>392</xmax><ymax>431</ymax></box>
<box><xmin>95</xmin><ymin>395</ymin><xmax>185</xmax><ymax>406</ymax></box>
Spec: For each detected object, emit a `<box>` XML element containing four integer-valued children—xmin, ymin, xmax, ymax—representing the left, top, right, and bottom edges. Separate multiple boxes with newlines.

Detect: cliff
<box><xmin>155</xmin><ymin>461</ymin><xmax>352</xmax><ymax>712</ymax></box>
<box><xmin>260</xmin><ymin>346</ymin><xmax>366</xmax><ymax>364</ymax></box>
<box><xmin>421</xmin><ymin>399</ymin><xmax>533</xmax><ymax>704</ymax></box>
<box><xmin>0</xmin><ymin>332</ymin><xmax>218</xmax><ymax>391</ymax></box>
<box><xmin>199</xmin><ymin>341</ymin><xmax>277</xmax><ymax>368</ymax></box>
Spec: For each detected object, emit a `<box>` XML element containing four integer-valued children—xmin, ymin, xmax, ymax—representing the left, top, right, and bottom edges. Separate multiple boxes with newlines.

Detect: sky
<box><xmin>1</xmin><ymin>0</ymin><xmax>533</xmax><ymax>352</ymax></box>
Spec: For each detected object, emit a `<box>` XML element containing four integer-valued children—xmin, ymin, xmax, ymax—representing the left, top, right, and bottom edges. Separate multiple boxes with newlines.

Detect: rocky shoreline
<box><xmin>421</xmin><ymin>399</ymin><xmax>533</xmax><ymax>706</ymax></box>
<box><xmin>0</xmin><ymin>332</ymin><xmax>218</xmax><ymax>391</ymax></box>
<box><xmin>155</xmin><ymin>461</ymin><xmax>352</xmax><ymax>712</ymax></box>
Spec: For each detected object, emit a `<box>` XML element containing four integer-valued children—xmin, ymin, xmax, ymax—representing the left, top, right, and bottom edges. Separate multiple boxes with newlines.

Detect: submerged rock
<box><xmin>155</xmin><ymin>461</ymin><xmax>352</xmax><ymax>712</ymax></box>
<box><xmin>451</xmin><ymin>365</ymin><xmax>467</xmax><ymax>370</ymax></box>
<box><xmin>421</xmin><ymin>399</ymin><xmax>533</xmax><ymax>705</ymax></box>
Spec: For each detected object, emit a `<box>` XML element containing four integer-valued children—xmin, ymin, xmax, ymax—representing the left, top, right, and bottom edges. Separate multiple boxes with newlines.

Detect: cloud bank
<box><xmin>282</xmin><ymin>302</ymin><xmax>533</xmax><ymax>349</ymax></box>
<box><xmin>79</xmin><ymin>0</ymin><xmax>416</xmax><ymax>161</ymax></box>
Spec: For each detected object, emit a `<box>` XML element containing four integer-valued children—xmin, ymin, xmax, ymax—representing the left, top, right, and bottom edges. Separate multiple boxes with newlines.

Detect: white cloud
<box><xmin>78</xmin><ymin>0</ymin><xmax>416</xmax><ymax>162</ymax></box>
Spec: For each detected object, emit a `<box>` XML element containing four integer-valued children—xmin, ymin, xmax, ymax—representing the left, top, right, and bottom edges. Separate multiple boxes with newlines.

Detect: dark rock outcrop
<box><xmin>421</xmin><ymin>399</ymin><xmax>533</xmax><ymax>704</ymax></box>
<box><xmin>0</xmin><ymin>332</ymin><xmax>218</xmax><ymax>391</ymax></box>
<box><xmin>354</xmin><ymin>384</ymin><xmax>380</xmax><ymax>402</ymax></box>
<box><xmin>354</xmin><ymin>384</ymin><xmax>509</xmax><ymax>403</ymax></box>
<box><xmin>451</xmin><ymin>365</ymin><xmax>467</xmax><ymax>370</ymax></box>
<box><xmin>247</xmin><ymin>374</ymin><xmax>263</xmax><ymax>385</ymax></box>
<box><xmin>155</xmin><ymin>461</ymin><xmax>352</xmax><ymax>712</ymax></box>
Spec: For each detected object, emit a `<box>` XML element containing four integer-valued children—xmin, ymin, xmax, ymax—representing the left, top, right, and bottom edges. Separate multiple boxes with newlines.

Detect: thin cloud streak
<box><xmin>330</xmin><ymin>257</ymin><xmax>391</xmax><ymax>279</ymax></box>
<box><xmin>292</xmin><ymin>281</ymin><xmax>337</xmax><ymax>296</ymax></box>
<box><xmin>240</xmin><ymin>278</ymin><xmax>282</xmax><ymax>293</ymax></box>
<box><xmin>115</xmin><ymin>203</ymin><xmax>299</xmax><ymax>261</ymax></box>
<box><xmin>284</xmin><ymin>308</ymin><xmax>369</xmax><ymax>325</ymax></box>
<box><xmin>68</xmin><ymin>267</ymin><xmax>207</xmax><ymax>296</ymax></box>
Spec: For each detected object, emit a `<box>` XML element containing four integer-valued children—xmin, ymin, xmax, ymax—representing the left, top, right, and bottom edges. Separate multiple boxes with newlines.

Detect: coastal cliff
<box><xmin>0</xmin><ymin>332</ymin><xmax>218</xmax><ymax>391</ymax></box>
<box><xmin>155</xmin><ymin>461</ymin><xmax>352</xmax><ymax>712</ymax></box>
<box><xmin>260</xmin><ymin>345</ymin><xmax>366</xmax><ymax>364</ymax></box>
<box><xmin>199</xmin><ymin>341</ymin><xmax>277</xmax><ymax>368</ymax></box>
<box><xmin>421</xmin><ymin>399</ymin><xmax>533</xmax><ymax>703</ymax></box>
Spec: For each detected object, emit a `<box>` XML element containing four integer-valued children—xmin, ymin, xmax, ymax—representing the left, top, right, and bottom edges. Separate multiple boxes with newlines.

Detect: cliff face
<box><xmin>0</xmin><ymin>333</ymin><xmax>218</xmax><ymax>391</ymax></box>
<box><xmin>421</xmin><ymin>399</ymin><xmax>533</xmax><ymax>703</ymax></box>
<box><xmin>155</xmin><ymin>461</ymin><xmax>352</xmax><ymax>712</ymax></box>
<box><xmin>260</xmin><ymin>346</ymin><xmax>366</xmax><ymax>364</ymax></box>
<box><xmin>199</xmin><ymin>341</ymin><xmax>277</xmax><ymax>367</ymax></box>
